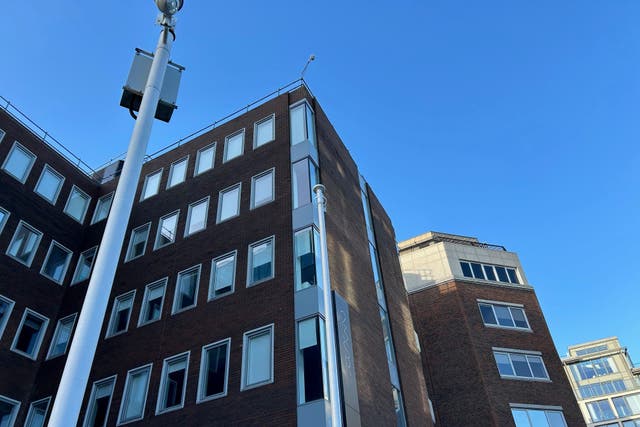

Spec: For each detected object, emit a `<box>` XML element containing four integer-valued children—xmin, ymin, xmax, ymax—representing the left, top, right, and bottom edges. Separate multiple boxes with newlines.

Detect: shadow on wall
<box><xmin>404</xmin><ymin>271</ymin><xmax>435</xmax><ymax>290</ymax></box>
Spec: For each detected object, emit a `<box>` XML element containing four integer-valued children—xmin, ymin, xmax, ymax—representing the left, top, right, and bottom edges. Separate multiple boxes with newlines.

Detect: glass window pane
<box><xmin>120</xmin><ymin>367</ymin><xmax>150</xmax><ymax>422</ymax></box>
<box><xmin>527</xmin><ymin>355</ymin><xmax>548</xmax><ymax>379</ymax></box>
<box><xmin>255</xmin><ymin>116</ymin><xmax>274</xmax><ymax>147</ymax></box>
<box><xmin>292</xmin><ymin>159</ymin><xmax>312</xmax><ymax>208</ymax></box>
<box><xmin>511</xmin><ymin>307</ymin><xmax>529</xmax><ymax>328</ymax></box>
<box><xmin>14</xmin><ymin>312</ymin><xmax>47</xmax><ymax>357</ymax></box>
<box><xmin>64</xmin><ymin>187</ymin><xmax>90</xmax><ymax>223</ymax></box>
<box><xmin>126</xmin><ymin>225</ymin><xmax>150</xmax><ymax>261</ymax></box>
<box><xmin>483</xmin><ymin>265</ymin><xmax>497</xmax><ymax>281</ymax></box>
<box><xmin>527</xmin><ymin>410</ymin><xmax>548</xmax><ymax>427</ymax></box>
<box><xmin>167</xmin><ymin>157</ymin><xmax>188</xmax><ymax>188</ymax></box>
<box><xmin>246</xmin><ymin>330</ymin><xmax>272</xmax><ymax>386</ymax></box>
<box><xmin>25</xmin><ymin>398</ymin><xmax>49</xmax><ymax>427</ymax></box>
<box><xmin>7</xmin><ymin>222</ymin><xmax>42</xmax><ymax>266</ymax></box>
<box><xmin>290</xmin><ymin>104</ymin><xmax>305</xmax><ymax>145</ymax></box>
<box><xmin>41</xmin><ymin>242</ymin><xmax>71</xmax><ymax>283</ymax></box>
<box><xmin>460</xmin><ymin>262</ymin><xmax>473</xmax><ymax>278</ymax></box>
<box><xmin>159</xmin><ymin>355</ymin><xmax>188</xmax><ymax>411</ymax></box>
<box><xmin>218</xmin><ymin>185</ymin><xmax>240</xmax><ymax>222</ymax></box>
<box><xmin>294</xmin><ymin>228</ymin><xmax>320</xmax><ymax>290</ymax></box>
<box><xmin>35</xmin><ymin>166</ymin><xmax>64</xmax><ymax>203</ymax></box>
<box><xmin>507</xmin><ymin>268</ymin><xmax>519</xmax><ymax>284</ymax></box>
<box><xmin>156</xmin><ymin>212</ymin><xmax>179</xmax><ymax>248</ymax></box>
<box><xmin>48</xmin><ymin>315</ymin><xmax>75</xmax><ymax>358</ymax></box>
<box><xmin>546</xmin><ymin>411</ymin><xmax>567</xmax><ymax>427</ymax></box>
<box><xmin>84</xmin><ymin>378</ymin><xmax>115</xmax><ymax>427</ymax></box>
<box><xmin>195</xmin><ymin>144</ymin><xmax>215</xmax><ymax>175</ymax></box>
<box><xmin>479</xmin><ymin>304</ymin><xmax>497</xmax><ymax>325</ymax></box>
<box><xmin>186</xmin><ymin>198</ymin><xmax>208</xmax><ymax>236</ymax></box>
<box><xmin>92</xmin><ymin>193</ymin><xmax>113</xmax><ymax>224</ymax></box>
<box><xmin>305</xmin><ymin>104</ymin><xmax>316</xmax><ymax>147</ymax></box>
<box><xmin>470</xmin><ymin>263</ymin><xmax>485</xmax><ymax>279</ymax></box>
<box><xmin>511</xmin><ymin>354</ymin><xmax>533</xmax><ymax>377</ymax></box>
<box><xmin>211</xmin><ymin>253</ymin><xmax>235</xmax><ymax>298</ymax></box>
<box><xmin>201</xmin><ymin>341</ymin><xmax>229</xmax><ymax>399</ymax></box>
<box><xmin>142</xmin><ymin>170</ymin><xmax>162</xmax><ymax>200</ymax></box>
<box><xmin>174</xmin><ymin>267</ymin><xmax>199</xmax><ymax>311</ymax></box>
<box><xmin>249</xmin><ymin>239</ymin><xmax>273</xmax><ymax>284</ymax></box>
<box><xmin>140</xmin><ymin>280</ymin><xmax>166</xmax><ymax>325</ymax></box>
<box><xmin>252</xmin><ymin>171</ymin><xmax>273</xmax><ymax>208</ymax></box>
<box><xmin>511</xmin><ymin>409</ymin><xmax>531</xmax><ymax>427</ymax></box>
<box><xmin>494</xmin><ymin>305</ymin><xmax>515</xmax><ymax>327</ymax></box>
<box><xmin>494</xmin><ymin>352</ymin><xmax>514</xmax><ymax>376</ymax></box>
<box><xmin>495</xmin><ymin>266</ymin><xmax>509</xmax><ymax>282</ymax></box>
<box><xmin>3</xmin><ymin>143</ymin><xmax>35</xmax><ymax>182</ymax></box>
<box><xmin>72</xmin><ymin>247</ymin><xmax>97</xmax><ymax>284</ymax></box>
<box><xmin>224</xmin><ymin>131</ymin><xmax>244</xmax><ymax>161</ymax></box>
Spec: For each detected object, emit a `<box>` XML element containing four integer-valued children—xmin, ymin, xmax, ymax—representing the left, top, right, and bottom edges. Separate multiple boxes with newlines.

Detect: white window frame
<box><xmin>250</xmin><ymin>168</ymin><xmax>275</xmax><ymax>210</ymax></box>
<box><xmin>197</xmin><ymin>338</ymin><xmax>231</xmax><ymax>403</ymax></box>
<box><xmin>46</xmin><ymin>313</ymin><xmax>77</xmax><ymax>359</ymax></box>
<box><xmin>0</xmin><ymin>206</ymin><xmax>9</xmax><ymax>236</ymax></box>
<box><xmin>241</xmin><ymin>324</ymin><xmax>274</xmax><ymax>390</ymax></box>
<box><xmin>25</xmin><ymin>396</ymin><xmax>51</xmax><ymax>427</ymax></box>
<box><xmin>253</xmin><ymin>114</ymin><xmax>275</xmax><ymax>149</ymax></box>
<box><xmin>477</xmin><ymin>299</ymin><xmax>531</xmax><ymax>331</ymax></box>
<box><xmin>184</xmin><ymin>197</ymin><xmax>209</xmax><ymax>237</ymax></box>
<box><xmin>154</xmin><ymin>210</ymin><xmax>180</xmax><ymax>250</ymax></box>
<box><xmin>82</xmin><ymin>375</ymin><xmax>116</xmax><ymax>427</ymax></box>
<box><xmin>493</xmin><ymin>348</ymin><xmax>550</xmax><ymax>381</ymax></box>
<box><xmin>124</xmin><ymin>223</ymin><xmax>151</xmax><ymax>262</ymax></box>
<box><xmin>91</xmin><ymin>192</ymin><xmax>114</xmax><ymax>224</ymax></box>
<box><xmin>63</xmin><ymin>185</ymin><xmax>91</xmax><ymax>224</ymax></box>
<box><xmin>0</xmin><ymin>295</ymin><xmax>15</xmax><ymax>340</ymax></box>
<box><xmin>172</xmin><ymin>264</ymin><xmax>201</xmax><ymax>314</ymax></box>
<box><xmin>223</xmin><ymin>129</ymin><xmax>245</xmax><ymax>163</ymax></box>
<box><xmin>138</xmin><ymin>278</ymin><xmax>168</xmax><ymax>327</ymax></box>
<box><xmin>156</xmin><ymin>351</ymin><xmax>190</xmax><ymax>415</ymax></box>
<box><xmin>166</xmin><ymin>156</ymin><xmax>189</xmax><ymax>189</ymax></box>
<box><xmin>247</xmin><ymin>236</ymin><xmax>275</xmax><ymax>287</ymax></box>
<box><xmin>0</xmin><ymin>395</ymin><xmax>20</xmax><ymax>427</ymax></box>
<box><xmin>40</xmin><ymin>240</ymin><xmax>73</xmax><ymax>284</ymax></box>
<box><xmin>34</xmin><ymin>164</ymin><xmax>65</xmax><ymax>205</ymax></box>
<box><xmin>140</xmin><ymin>168</ymin><xmax>163</xmax><ymax>201</ymax></box>
<box><xmin>11</xmin><ymin>308</ymin><xmax>49</xmax><ymax>360</ymax></box>
<box><xmin>289</xmin><ymin>100</ymin><xmax>316</xmax><ymax>147</ymax></box>
<box><xmin>216</xmin><ymin>183</ymin><xmax>242</xmax><ymax>223</ymax></box>
<box><xmin>194</xmin><ymin>143</ymin><xmax>216</xmax><ymax>176</ymax></box>
<box><xmin>106</xmin><ymin>290</ymin><xmax>136</xmax><ymax>338</ymax></box>
<box><xmin>1</xmin><ymin>141</ymin><xmax>36</xmax><ymax>183</ymax></box>
<box><xmin>510</xmin><ymin>404</ymin><xmax>568</xmax><ymax>427</ymax></box>
<box><xmin>6</xmin><ymin>220</ymin><xmax>43</xmax><ymax>267</ymax></box>
<box><xmin>208</xmin><ymin>250</ymin><xmax>237</xmax><ymax>300</ymax></box>
<box><xmin>117</xmin><ymin>364</ymin><xmax>152</xmax><ymax>425</ymax></box>
<box><xmin>71</xmin><ymin>246</ymin><xmax>98</xmax><ymax>285</ymax></box>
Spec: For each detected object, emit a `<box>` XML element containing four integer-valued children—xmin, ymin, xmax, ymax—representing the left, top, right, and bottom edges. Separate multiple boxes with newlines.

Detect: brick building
<box><xmin>398</xmin><ymin>231</ymin><xmax>584</xmax><ymax>427</ymax></box>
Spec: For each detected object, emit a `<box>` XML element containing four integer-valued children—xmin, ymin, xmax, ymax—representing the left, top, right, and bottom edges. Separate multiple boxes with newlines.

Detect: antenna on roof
<box><xmin>301</xmin><ymin>54</ymin><xmax>316</xmax><ymax>78</ymax></box>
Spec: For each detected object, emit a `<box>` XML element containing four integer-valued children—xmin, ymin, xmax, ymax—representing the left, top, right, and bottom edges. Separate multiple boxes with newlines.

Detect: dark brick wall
<box><xmin>409</xmin><ymin>280</ymin><xmax>584</xmax><ymax>427</ymax></box>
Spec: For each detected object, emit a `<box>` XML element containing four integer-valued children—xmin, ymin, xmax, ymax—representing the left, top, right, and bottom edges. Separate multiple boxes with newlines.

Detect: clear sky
<box><xmin>2</xmin><ymin>1</ymin><xmax>638</xmax><ymax>361</ymax></box>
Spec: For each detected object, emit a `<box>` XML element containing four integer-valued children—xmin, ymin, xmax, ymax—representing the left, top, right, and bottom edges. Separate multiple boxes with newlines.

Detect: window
<box><xmin>167</xmin><ymin>156</ymin><xmax>188</xmax><ymax>189</ymax></box>
<box><xmin>392</xmin><ymin>386</ymin><xmax>408</xmax><ymax>427</ymax></box>
<box><xmin>578</xmin><ymin>379</ymin><xmax>627</xmax><ymax>399</ymax></box>
<box><xmin>91</xmin><ymin>192</ymin><xmax>114</xmax><ymax>224</ymax></box>
<box><xmin>140</xmin><ymin>169</ymin><xmax>162</xmax><ymax>201</ymax></box>
<box><xmin>217</xmin><ymin>183</ymin><xmax>241</xmax><ymax>223</ymax></box>
<box><xmin>6</xmin><ymin>220</ymin><xmax>42</xmax><ymax>267</ymax></box>
<box><xmin>294</xmin><ymin>227</ymin><xmax>322</xmax><ymax>290</ymax></box>
<box><xmin>64</xmin><ymin>186</ymin><xmax>91</xmax><ymax>223</ymax></box>
<box><xmin>586</xmin><ymin>399</ymin><xmax>616</xmax><ymax>422</ymax></box>
<box><xmin>297</xmin><ymin>317</ymin><xmax>328</xmax><ymax>403</ymax></box>
<box><xmin>156</xmin><ymin>352</ymin><xmax>189</xmax><ymax>414</ymax></box>
<box><xmin>494</xmin><ymin>350</ymin><xmax>549</xmax><ymax>380</ymax></box>
<box><xmin>623</xmin><ymin>420</ymin><xmax>640</xmax><ymax>427</ymax></box>
<box><xmin>0</xmin><ymin>395</ymin><xmax>20</xmax><ymax>427</ymax></box>
<box><xmin>194</xmin><ymin>143</ymin><xmax>215</xmax><ymax>176</ymax></box>
<box><xmin>209</xmin><ymin>251</ymin><xmax>236</xmax><ymax>299</ymax></box>
<box><xmin>154</xmin><ymin>211</ymin><xmax>179</xmax><ymax>249</ymax></box>
<box><xmin>0</xmin><ymin>207</ymin><xmax>9</xmax><ymax>235</ymax></box>
<box><xmin>185</xmin><ymin>197</ymin><xmax>209</xmax><ymax>236</ymax></box>
<box><xmin>106</xmin><ymin>291</ymin><xmax>135</xmax><ymax>337</ymax></box>
<box><xmin>197</xmin><ymin>339</ymin><xmax>230</xmax><ymax>402</ymax></box>
<box><xmin>575</xmin><ymin>344</ymin><xmax>608</xmax><ymax>356</ymax></box>
<box><xmin>118</xmin><ymin>364</ymin><xmax>152</xmax><ymax>425</ymax></box>
<box><xmin>138</xmin><ymin>279</ymin><xmax>167</xmax><ymax>326</ymax></box>
<box><xmin>40</xmin><ymin>240</ymin><xmax>72</xmax><ymax>284</ymax></box>
<box><xmin>570</xmin><ymin>356</ymin><xmax>618</xmax><ymax>381</ymax></box>
<box><xmin>292</xmin><ymin>158</ymin><xmax>318</xmax><ymax>209</ymax></box>
<box><xmin>0</xmin><ymin>295</ymin><xmax>15</xmax><ymax>340</ymax></box>
<box><xmin>251</xmin><ymin>169</ymin><xmax>274</xmax><ymax>209</ymax></box>
<box><xmin>71</xmin><ymin>246</ymin><xmax>98</xmax><ymax>285</ymax></box>
<box><xmin>478</xmin><ymin>301</ymin><xmax>530</xmax><ymax>330</ymax></box>
<box><xmin>290</xmin><ymin>101</ymin><xmax>316</xmax><ymax>147</ymax></box>
<box><xmin>0</xmin><ymin>128</ymin><xmax>4</xmax><ymax>143</ymax></box>
<box><xmin>511</xmin><ymin>407</ymin><xmax>567</xmax><ymax>427</ymax></box>
<box><xmin>11</xmin><ymin>309</ymin><xmax>49</xmax><ymax>359</ymax></box>
<box><xmin>46</xmin><ymin>313</ymin><xmax>77</xmax><ymax>359</ymax></box>
<box><xmin>223</xmin><ymin>130</ymin><xmax>244</xmax><ymax>163</ymax></box>
<box><xmin>34</xmin><ymin>165</ymin><xmax>64</xmax><ymax>204</ymax></box>
<box><xmin>613</xmin><ymin>393</ymin><xmax>640</xmax><ymax>418</ymax></box>
<box><xmin>2</xmin><ymin>141</ymin><xmax>36</xmax><ymax>183</ymax></box>
<box><xmin>254</xmin><ymin>115</ymin><xmax>275</xmax><ymax>148</ymax></box>
<box><xmin>241</xmin><ymin>325</ymin><xmax>274</xmax><ymax>390</ymax></box>
<box><xmin>247</xmin><ymin>237</ymin><xmax>274</xmax><ymax>285</ymax></box>
<box><xmin>25</xmin><ymin>397</ymin><xmax>51</xmax><ymax>427</ymax></box>
<box><xmin>125</xmin><ymin>223</ymin><xmax>151</xmax><ymax>261</ymax></box>
<box><xmin>460</xmin><ymin>260</ymin><xmax>520</xmax><ymax>285</ymax></box>
<box><xmin>83</xmin><ymin>376</ymin><xmax>116</xmax><ymax>427</ymax></box>
<box><xmin>172</xmin><ymin>265</ymin><xmax>200</xmax><ymax>313</ymax></box>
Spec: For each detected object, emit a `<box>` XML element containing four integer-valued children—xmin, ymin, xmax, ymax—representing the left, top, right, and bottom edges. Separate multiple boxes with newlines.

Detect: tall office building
<box><xmin>562</xmin><ymin>337</ymin><xmax>640</xmax><ymax>427</ymax></box>
<box><xmin>398</xmin><ymin>231</ymin><xmax>584</xmax><ymax>427</ymax></box>
<box><xmin>0</xmin><ymin>83</ymin><xmax>433</xmax><ymax>426</ymax></box>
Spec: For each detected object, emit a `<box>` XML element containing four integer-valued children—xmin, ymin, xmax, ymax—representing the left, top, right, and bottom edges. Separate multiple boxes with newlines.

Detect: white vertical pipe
<box><xmin>48</xmin><ymin>26</ymin><xmax>175</xmax><ymax>427</ymax></box>
<box><xmin>313</xmin><ymin>184</ymin><xmax>343</xmax><ymax>427</ymax></box>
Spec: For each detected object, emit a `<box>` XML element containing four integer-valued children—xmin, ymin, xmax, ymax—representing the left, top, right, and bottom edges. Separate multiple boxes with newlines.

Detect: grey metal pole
<box><xmin>48</xmin><ymin>22</ymin><xmax>176</xmax><ymax>427</ymax></box>
<box><xmin>313</xmin><ymin>184</ymin><xmax>343</xmax><ymax>427</ymax></box>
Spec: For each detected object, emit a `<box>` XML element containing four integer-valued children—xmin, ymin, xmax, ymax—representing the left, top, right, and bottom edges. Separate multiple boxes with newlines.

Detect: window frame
<box><xmin>140</xmin><ymin>168</ymin><xmax>163</xmax><ymax>201</ymax></box>
<box><xmin>294</xmin><ymin>226</ymin><xmax>322</xmax><ymax>291</ymax></box>
<box><xmin>25</xmin><ymin>396</ymin><xmax>51</xmax><ymax>427</ymax></box>
<box><xmin>172</xmin><ymin>264</ymin><xmax>201</xmax><ymax>314</ymax></box>
<box><xmin>0</xmin><ymin>128</ymin><xmax>5</xmax><ymax>143</ymax></box>
<box><xmin>124</xmin><ymin>223</ymin><xmax>151</xmax><ymax>262</ymax></box>
<box><xmin>11</xmin><ymin>308</ymin><xmax>49</xmax><ymax>360</ymax></box>
<box><xmin>477</xmin><ymin>299</ymin><xmax>531</xmax><ymax>331</ymax></box>
<box><xmin>247</xmin><ymin>236</ymin><xmax>275</xmax><ymax>287</ymax></box>
<box><xmin>154</xmin><ymin>210</ymin><xmax>180</xmax><ymax>250</ymax></box>
<box><xmin>166</xmin><ymin>156</ymin><xmax>189</xmax><ymax>189</ymax></box>
<box><xmin>216</xmin><ymin>183</ymin><xmax>242</xmax><ymax>223</ymax></box>
<box><xmin>105</xmin><ymin>290</ymin><xmax>136</xmax><ymax>338</ymax></box>
<box><xmin>197</xmin><ymin>338</ymin><xmax>231</xmax><ymax>403</ymax></box>
<box><xmin>156</xmin><ymin>351</ymin><xmax>190</xmax><ymax>415</ymax></box>
<box><xmin>296</xmin><ymin>316</ymin><xmax>329</xmax><ymax>404</ymax></box>
<box><xmin>510</xmin><ymin>405</ymin><xmax>568</xmax><ymax>427</ymax></box>
<box><xmin>91</xmin><ymin>192</ymin><xmax>114</xmax><ymax>225</ymax></box>
<box><xmin>63</xmin><ymin>185</ymin><xmax>91</xmax><ymax>224</ymax></box>
<box><xmin>253</xmin><ymin>114</ymin><xmax>275</xmax><ymax>149</ymax></box>
<box><xmin>0</xmin><ymin>206</ymin><xmax>9</xmax><ymax>236</ymax></box>
<box><xmin>1</xmin><ymin>141</ymin><xmax>36</xmax><ymax>183</ymax></box>
<box><xmin>493</xmin><ymin>348</ymin><xmax>550</xmax><ymax>381</ymax></box>
<box><xmin>241</xmin><ymin>324</ymin><xmax>275</xmax><ymax>391</ymax></box>
<box><xmin>40</xmin><ymin>240</ymin><xmax>73</xmax><ymax>284</ymax></box>
<box><xmin>0</xmin><ymin>295</ymin><xmax>15</xmax><ymax>340</ymax></box>
<box><xmin>138</xmin><ymin>278</ymin><xmax>168</xmax><ymax>327</ymax></box>
<box><xmin>223</xmin><ymin>129</ymin><xmax>245</xmax><ymax>163</ymax></box>
<box><xmin>6</xmin><ymin>220</ymin><xmax>43</xmax><ymax>267</ymax></box>
<box><xmin>34</xmin><ymin>164</ymin><xmax>65</xmax><ymax>205</ymax></box>
<box><xmin>117</xmin><ymin>363</ymin><xmax>152</xmax><ymax>425</ymax></box>
<box><xmin>46</xmin><ymin>313</ymin><xmax>77</xmax><ymax>359</ymax></box>
<box><xmin>0</xmin><ymin>394</ymin><xmax>21</xmax><ymax>427</ymax></box>
<box><xmin>460</xmin><ymin>260</ymin><xmax>521</xmax><ymax>285</ymax></box>
<box><xmin>250</xmin><ymin>168</ymin><xmax>275</xmax><ymax>210</ymax></box>
<box><xmin>71</xmin><ymin>246</ymin><xmax>98</xmax><ymax>285</ymax></box>
<box><xmin>289</xmin><ymin>100</ymin><xmax>316</xmax><ymax>147</ymax></box>
<box><xmin>209</xmin><ymin>250</ymin><xmax>237</xmax><ymax>300</ymax></box>
<box><xmin>184</xmin><ymin>197</ymin><xmax>209</xmax><ymax>237</ymax></box>
<box><xmin>194</xmin><ymin>143</ymin><xmax>216</xmax><ymax>176</ymax></box>
<box><xmin>82</xmin><ymin>375</ymin><xmax>116</xmax><ymax>427</ymax></box>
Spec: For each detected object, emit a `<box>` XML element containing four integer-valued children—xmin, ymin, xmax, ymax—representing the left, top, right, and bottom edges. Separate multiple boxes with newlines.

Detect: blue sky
<box><xmin>2</xmin><ymin>1</ymin><xmax>638</xmax><ymax>361</ymax></box>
